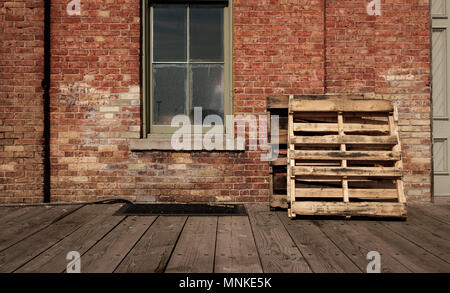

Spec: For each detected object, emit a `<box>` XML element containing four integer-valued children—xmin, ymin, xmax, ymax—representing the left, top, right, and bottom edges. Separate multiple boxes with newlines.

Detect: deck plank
<box><xmin>357</xmin><ymin>221</ymin><xmax>450</xmax><ymax>272</ymax></box>
<box><xmin>15</xmin><ymin>204</ymin><xmax>125</xmax><ymax>273</ymax></box>
<box><xmin>315</xmin><ymin>220</ymin><xmax>411</xmax><ymax>273</ymax></box>
<box><xmin>80</xmin><ymin>216</ymin><xmax>156</xmax><ymax>273</ymax></box>
<box><xmin>0</xmin><ymin>205</ymin><xmax>81</xmax><ymax>252</ymax></box>
<box><xmin>406</xmin><ymin>207</ymin><xmax>450</xmax><ymax>239</ymax></box>
<box><xmin>165</xmin><ymin>217</ymin><xmax>217</xmax><ymax>273</ymax></box>
<box><xmin>115</xmin><ymin>216</ymin><xmax>187</xmax><ymax>273</ymax></box>
<box><xmin>410</xmin><ymin>204</ymin><xmax>450</xmax><ymax>224</ymax></box>
<box><xmin>379</xmin><ymin>220</ymin><xmax>450</xmax><ymax>263</ymax></box>
<box><xmin>277</xmin><ymin>213</ymin><xmax>361</xmax><ymax>273</ymax></box>
<box><xmin>215</xmin><ymin>216</ymin><xmax>263</xmax><ymax>273</ymax></box>
<box><xmin>0</xmin><ymin>204</ymin><xmax>99</xmax><ymax>273</ymax></box>
<box><xmin>0</xmin><ymin>207</ymin><xmax>19</xmax><ymax>220</ymax></box>
<box><xmin>245</xmin><ymin>204</ymin><xmax>312</xmax><ymax>273</ymax></box>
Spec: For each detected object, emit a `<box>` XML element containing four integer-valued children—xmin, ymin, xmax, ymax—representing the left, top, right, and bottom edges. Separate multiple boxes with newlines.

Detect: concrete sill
<box><xmin>129</xmin><ymin>135</ymin><xmax>245</xmax><ymax>152</ymax></box>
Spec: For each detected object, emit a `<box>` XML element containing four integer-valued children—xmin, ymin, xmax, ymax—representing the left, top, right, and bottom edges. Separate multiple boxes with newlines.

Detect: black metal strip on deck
<box><xmin>114</xmin><ymin>203</ymin><xmax>248</xmax><ymax>216</ymax></box>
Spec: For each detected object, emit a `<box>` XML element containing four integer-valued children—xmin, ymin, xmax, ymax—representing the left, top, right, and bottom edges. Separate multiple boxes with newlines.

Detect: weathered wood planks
<box><xmin>0</xmin><ymin>204</ymin><xmax>96</xmax><ymax>273</ymax></box>
<box><xmin>16</xmin><ymin>204</ymin><xmax>125</xmax><ymax>273</ymax></box>
<box><xmin>245</xmin><ymin>204</ymin><xmax>312</xmax><ymax>273</ymax></box>
<box><xmin>277</xmin><ymin>212</ymin><xmax>361</xmax><ymax>273</ymax></box>
<box><xmin>115</xmin><ymin>216</ymin><xmax>187</xmax><ymax>273</ymax></box>
<box><xmin>287</xmin><ymin>95</ymin><xmax>406</xmax><ymax>218</ymax></box>
<box><xmin>80</xmin><ymin>216</ymin><xmax>156</xmax><ymax>273</ymax></box>
<box><xmin>165</xmin><ymin>217</ymin><xmax>218</xmax><ymax>273</ymax></box>
<box><xmin>214</xmin><ymin>216</ymin><xmax>263</xmax><ymax>273</ymax></box>
<box><xmin>291</xmin><ymin>202</ymin><xmax>407</xmax><ymax>218</ymax></box>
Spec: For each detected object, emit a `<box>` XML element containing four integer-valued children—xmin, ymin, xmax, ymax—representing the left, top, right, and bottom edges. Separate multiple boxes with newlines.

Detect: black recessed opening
<box><xmin>115</xmin><ymin>203</ymin><xmax>247</xmax><ymax>216</ymax></box>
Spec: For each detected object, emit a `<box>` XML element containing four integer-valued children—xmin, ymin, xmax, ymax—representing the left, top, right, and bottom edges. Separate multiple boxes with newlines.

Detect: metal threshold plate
<box><xmin>115</xmin><ymin>203</ymin><xmax>247</xmax><ymax>216</ymax></box>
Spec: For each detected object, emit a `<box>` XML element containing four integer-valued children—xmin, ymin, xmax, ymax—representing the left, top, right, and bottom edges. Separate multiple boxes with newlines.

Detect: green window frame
<box><xmin>141</xmin><ymin>0</ymin><xmax>233</xmax><ymax>136</ymax></box>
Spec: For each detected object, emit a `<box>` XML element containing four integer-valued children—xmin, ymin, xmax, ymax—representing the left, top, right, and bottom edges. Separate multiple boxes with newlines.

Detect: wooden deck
<box><xmin>0</xmin><ymin>203</ymin><xmax>449</xmax><ymax>273</ymax></box>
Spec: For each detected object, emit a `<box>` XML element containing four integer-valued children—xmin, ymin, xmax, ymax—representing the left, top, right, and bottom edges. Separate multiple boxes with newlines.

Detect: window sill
<box><xmin>129</xmin><ymin>134</ymin><xmax>245</xmax><ymax>151</ymax></box>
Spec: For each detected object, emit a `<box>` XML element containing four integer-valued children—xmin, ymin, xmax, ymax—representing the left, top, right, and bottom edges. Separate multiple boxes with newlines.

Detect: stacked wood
<box><xmin>286</xmin><ymin>95</ymin><xmax>406</xmax><ymax>218</ymax></box>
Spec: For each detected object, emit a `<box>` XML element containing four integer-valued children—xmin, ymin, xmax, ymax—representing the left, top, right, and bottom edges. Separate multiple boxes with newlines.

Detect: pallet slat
<box><xmin>293</xmin><ymin>123</ymin><xmax>390</xmax><ymax>133</ymax></box>
<box><xmin>290</xmin><ymin>100</ymin><xmax>393</xmax><ymax>113</ymax></box>
<box><xmin>291</xmin><ymin>135</ymin><xmax>398</xmax><ymax>145</ymax></box>
<box><xmin>292</xmin><ymin>166</ymin><xmax>402</xmax><ymax>177</ymax></box>
<box><xmin>295</xmin><ymin>188</ymin><xmax>398</xmax><ymax>199</ymax></box>
<box><xmin>292</xmin><ymin>150</ymin><xmax>401</xmax><ymax>161</ymax></box>
<box><xmin>291</xmin><ymin>202</ymin><xmax>407</xmax><ymax>218</ymax></box>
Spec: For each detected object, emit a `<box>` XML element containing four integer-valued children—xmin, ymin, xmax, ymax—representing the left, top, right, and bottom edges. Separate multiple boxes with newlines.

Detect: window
<box><xmin>142</xmin><ymin>0</ymin><xmax>232</xmax><ymax>135</ymax></box>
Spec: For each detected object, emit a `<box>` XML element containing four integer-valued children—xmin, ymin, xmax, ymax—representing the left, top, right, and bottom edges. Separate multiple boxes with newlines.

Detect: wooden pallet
<box><xmin>266</xmin><ymin>94</ymin><xmax>363</xmax><ymax>210</ymax></box>
<box><xmin>287</xmin><ymin>95</ymin><xmax>406</xmax><ymax>218</ymax></box>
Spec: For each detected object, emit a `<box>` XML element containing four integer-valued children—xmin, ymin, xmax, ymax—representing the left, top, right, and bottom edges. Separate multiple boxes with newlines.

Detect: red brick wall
<box><xmin>0</xmin><ymin>0</ymin><xmax>44</xmax><ymax>203</ymax></box>
<box><xmin>325</xmin><ymin>0</ymin><xmax>432</xmax><ymax>201</ymax></box>
<box><xmin>0</xmin><ymin>0</ymin><xmax>432</xmax><ymax>203</ymax></box>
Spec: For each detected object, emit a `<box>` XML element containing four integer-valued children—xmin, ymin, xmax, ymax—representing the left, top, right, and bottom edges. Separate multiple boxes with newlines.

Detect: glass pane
<box><xmin>153</xmin><ymin>64</ymin><xmax>187</xmax><ymax>125</ymax></box>
<box><xmin>189</xmin><ymin>5</ymin><xmax>224</xmax><ymax>62</ymax></box>
<box><xmin>190</xmin><ymin>64</ymin><xmax>224</xmax><ymax>123</ymax></box>
<box><xmin>153</xmin><ymin>4</ymin><xmax>187</xmax><ymax>62</ymax></box>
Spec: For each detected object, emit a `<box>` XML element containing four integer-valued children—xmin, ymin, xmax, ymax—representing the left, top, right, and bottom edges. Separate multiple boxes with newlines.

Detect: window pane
<box><xmin>153</xmin><ymin>64</ymin><xmax>187</xmax><ymax>125</ymax></box>
<box><xmin>190</xmin><ymin>64</ymin><xmax>224</xmax><ymax>123</ymax></box>
<box><xmin>153</xmin><ymin>4</ymin><xmax>187</xmax><ymax>62</ymax></box>
<box><xmin>189</xmin><ymin>5</ymin><xmax>224</xmax><ymax>62</ymax></box>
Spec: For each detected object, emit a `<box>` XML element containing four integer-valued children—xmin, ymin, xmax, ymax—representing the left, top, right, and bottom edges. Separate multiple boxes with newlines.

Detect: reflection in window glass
<box><xmin>190</xmin><ymin>64</ymin><xmax>224</xmax><ymax>122</ymax></box>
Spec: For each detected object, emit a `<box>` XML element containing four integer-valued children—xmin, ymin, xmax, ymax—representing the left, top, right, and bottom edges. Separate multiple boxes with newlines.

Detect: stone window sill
<box><xmin>129</xmin><ymin>134</ymin><xmax>245</xmax><ymax>151</ymax></box>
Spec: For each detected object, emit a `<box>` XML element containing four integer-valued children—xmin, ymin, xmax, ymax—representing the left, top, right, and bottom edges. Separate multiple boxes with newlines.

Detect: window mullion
<box><xmin>187</xmin><ymin>5</ymin><xmax>190</xmax><ymax>121</ymax></box>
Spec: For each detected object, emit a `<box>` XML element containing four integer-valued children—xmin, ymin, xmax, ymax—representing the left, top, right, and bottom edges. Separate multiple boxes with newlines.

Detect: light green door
<box><xmin>432</xmin><ymin>0</ymin><xmax>450</xmax><ymax>197</ymax></box>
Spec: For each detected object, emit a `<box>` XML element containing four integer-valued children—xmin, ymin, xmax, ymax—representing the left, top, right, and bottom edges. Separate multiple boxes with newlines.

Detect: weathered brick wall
<box><xmin>1</xmin><ymin>0</ymin><xmax>432</xmax><ymax>203</ymax></box>
<box><xmin>0</xmin><ymin>0</ymin><xmax>44</xmax><ymax>203</ymax></box>
<box><xmin>325</xmin><ymin>0</ymin><xmax>432</xmax><ymax>201</ymax></box>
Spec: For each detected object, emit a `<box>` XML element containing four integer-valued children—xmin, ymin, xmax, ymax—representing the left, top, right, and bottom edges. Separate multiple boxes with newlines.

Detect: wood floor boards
<box><xmin>0</xmin><ymin>205</ymin><xmax>80</xmax><ymax>252</ymax></box>
<box><xmin>214</xmin><ymin>216</ymin><xmax>263</xmax><ymax>273</ymax></box>
<box><xmin>165</xmin><ymin>217</ymin><xmax>217</xmax><ymax>273</ymax></box>
<box><xmin>277</xmin><ymin>212</ymin><xmax>361</xmax><ymax>273</ymax></box>
<box><xmin>0</xmin><ymin>202</ymin><xmax>448</xmax><ymax>273</ymax></box>
<box><xmin>246</xmin><ymin>204</ymin><xmax>312</xmax><ymax>273</ymax></box>
<box><xmin>115</xmin><ymin>216</ymin><xmax>187</xmax><ymax>273</ymax></box>
<box><xmin>0</xmin><ymin>204</ymin><xmax>94</xmax><ymax>272</ymax></box>
<box><xmin>80</xmin><ymin>216</ymin><xmax>156</xmax><ymax>273</ymax></box>
<box><xmin>15</xmin><ymin>204</ymin><xmax>125</xmax><ymax>273</ymax></box>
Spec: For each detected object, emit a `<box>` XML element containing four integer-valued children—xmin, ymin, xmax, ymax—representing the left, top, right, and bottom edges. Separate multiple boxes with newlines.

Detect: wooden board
<box><xmin>292</xmin><ymin>150</ymin><xmax>400</xmax><ymax>161</ymax></box>
<box><xmin>15</xmin><ymin>204</ymin><xmax>125</xmax><ymax>273</ymax></box>
<box><xmin>293</xmin><ymin>123</ymin><xmax>390</xmax><ymax>133</ymax></box>
<box><xmin>379</xmin><ymin>220</ymin><xmax>450</xmax><ymax>263</ymax></box>
<box><xmin>291</xmin><ymin>135</ymin><xmax>398</xmax><ymax>145</ymax></box>
<box><xmin>115</xmin><ymin>216</ymin><xmax>187</xmax><ymax>273</ymax></box>
<box><xmin>295</xmin><ymin>188</ymin><xmax>398</xmax><ymax>199</ymax></box>
<box><xmin>290</xmin><ymin>99</ymin><xmax>393</xmax><ymax>113</ymax></box>
<box><xmin>0</xmin><ymin>204</ymin><xmax>98</xmax><ymax>273</ymax></box>
<box><xmin>314</xmin><ymin>220</ymin><xmax>412</xmax><ymax>273</ymax></box>
<box><xmin>0</xmin><ymin>207</ymin><xmax>19</xmax><ymax>221</ymax></box>
<box><xmin>277</xmin><ymin>212</ymin><xmax>361</xmax><ymax>273</ymax></box>
<box><xmin>245</xmin><ymin>204</ymin><xmax>311</xmax><ymax>273</ymax></box>
<box><xmin>80</xmin><ymin>216</ymin><xmax>156</xmax><ymax>273</ymax></box>
<box><xmin>0</xmin><ymin>205</ymin><xmax>80</xmax><ymax>252</ymax></box>
<box><xmin>358</xmin><ymin>221</ymin><xmax>450</xmax><ymax>272</ymax></box>
<box><xmin>270</xmin><ymin>194</ymin><xmax>288</xmax><ymax>209</ymax></box>
<box><xmin>411</xmin><ymin>204</ymin><xmax>450</xmax><ymax>224</ymax></box>
<box><xmin>214</xmin><ymin>216</ymin><xmax>263</xmax><ymax>273</ymax></box>
<box><xmin>165</xmin><ymin>217</ymin><xmax>217</xmax><ymax>273</ymax></box>
<box><xmin>292</xmin><ymin>166</ymin><xmax>402</xmax><ymax>178</ymax></box>
<box><xmin>291</xmin><ymin>202</ymin><xmax>407</xmax><ymax>218</ymax></box>
<box><xmin>406</xmin><ymin>206</ymin><xmax>450</xmax><ymax>237</ymax></box>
